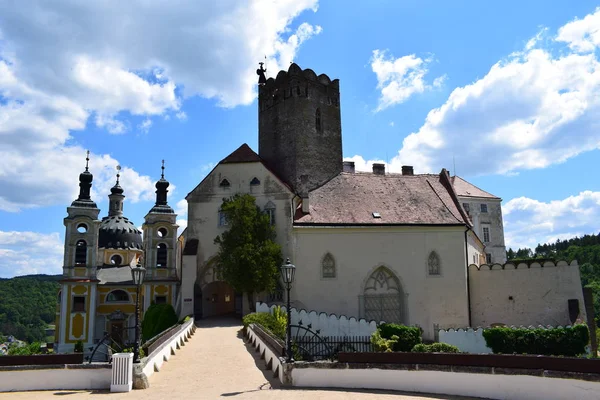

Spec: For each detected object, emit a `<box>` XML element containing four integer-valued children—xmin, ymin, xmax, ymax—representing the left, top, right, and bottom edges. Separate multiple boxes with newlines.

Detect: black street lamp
<box><xmin>280</xmin><ymin>257</ymin><xmax>296</xmax><ymax>363</ymax></box>
<box><xmin>130</xmin><ymin>260</ymin><xmax>146</xmax><ymax>363</ymax></box>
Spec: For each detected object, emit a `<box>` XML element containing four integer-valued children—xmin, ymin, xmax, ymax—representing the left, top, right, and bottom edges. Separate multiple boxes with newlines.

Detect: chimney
<box><xmin>402</xmin><ymin>165</ymin><xmax>414</xmax><ymax>176</ymax></box>
<box><xmin>372</xmin><ymin>163</ymin><xmax>385</xmax><ymax>175</ymax></box>
<box><xmin>343</xmin><ymin>161</ymin><xmax>355</xmax><ymax>173</ymax></box>
<box><xmin>301</xmin><ymin>195</ymin><xmax>309</xmax><ymax>214</ymax></box>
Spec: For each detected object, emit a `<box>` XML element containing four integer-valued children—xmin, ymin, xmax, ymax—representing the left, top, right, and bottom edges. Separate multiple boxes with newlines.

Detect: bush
<box><xmin>141</xmin><ymin>303</ymin><xmax>179</xmax><ymax>342</ymax></box>
<box><xmin>482</xmin><ymin>324</ymin><xmax>590</xmax><ymax>356</ymax></box>
<box><xmin>242</xmin><ymin>308</ymin><xmax>287</xmax><ymax>340</ymax></box>
<box><xmin>412</xmin><ymin>342</ymin><xmax>460</xmax><ymax>353</ymax></box>
<box><xmin>374</xmin><ymin>323</ymin><xmax>422</xmax><ymax>352</ymax></box>
<box><xmin>7</xmin><ymin>342</ymin><xmax>43</xmax><ymax>356</ymax></box>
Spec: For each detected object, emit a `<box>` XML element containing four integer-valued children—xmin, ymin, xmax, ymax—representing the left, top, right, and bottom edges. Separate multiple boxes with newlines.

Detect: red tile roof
<box><xmin>220</xmin><ymin>143</ymin><xmax>262</xmax><ymax>164</ymax></box>
<box><xmin>451</xmin><ymin>176</ymin><xmax>500</xmax><ymax>199</ymax></box>
<box><xmin>294</xmin><ymin>172</ymin><xmax>469</xmax><ymax>225</ymax></box>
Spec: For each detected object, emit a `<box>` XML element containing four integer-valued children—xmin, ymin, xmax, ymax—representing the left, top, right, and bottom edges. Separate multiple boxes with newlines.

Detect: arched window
<box><xmin>157</xmin><ymin>243</ymin><xmax>168</xmax><ymax>268</ymax></box>
<box><xmin>106</xmin><ymin>290</ymin><xmax>129</xmax><ymax>302</ymax></box>
<box><xmin>322</xmin><ymin>253</ymin><xmax>336</xmax><ymax>278</ymax></box>
<box><xmin>428</xmin><ymin>251</ymin><xmax>441</xmax><ymax>275</ymax></box>
<box><xmin>264</xmin><ymin>201</ymin><xmax>276</xmax><ymax>226</ymax></box>
<box><xmin>362</xmin><ymin>266</ymin><xmax>404</xmax><ymax>323</ymax></box>
<box><xmin>219</xmin><ymin>179</ymin><xmax>230</xmax><ymax>188</ymax></box>
<box><xmin>75</xmin><ymin>240</ymin><xmax>87</xmax><ymax>265</ymax></box>
<box><xmin>315</xmin><ymin>108</ymin><xmax>322</xmax><ymax>132</ymax></box>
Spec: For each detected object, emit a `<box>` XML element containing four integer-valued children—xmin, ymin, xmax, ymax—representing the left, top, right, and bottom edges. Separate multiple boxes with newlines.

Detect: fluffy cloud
<box><xmin>175</xmin><ymin>199</ymin><xmax>188</xmax><ymax>234</ymax></box>
<box><xmin>358</xmin><ymin>8</ymin><xmax>600</xmax><ymax>176</ymax></box>
<box><xmin>371</xmin><ymin>50</ymin><xmax>444</xmax><ymax>111</ymax></box>
<box><xmin>0</xmin><ymin>231</ymin><xmax>63</xmax><ymax>278</ymax></box>
<box><xmin>503</xmin><ymin>191</ymin><xmax>600</xmax><ymax>250</ymax></box>
<box><xmin>0</xmin><ymin>1</ymin><xmax>320</xmax><ymax>211</ymax></box>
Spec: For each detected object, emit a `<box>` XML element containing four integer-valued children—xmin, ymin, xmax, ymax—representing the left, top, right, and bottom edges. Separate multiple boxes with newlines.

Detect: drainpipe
<box><xmin>465</xmin><ymin>227</ymin><xmax>472</xmax><ymax>327</ymax></box>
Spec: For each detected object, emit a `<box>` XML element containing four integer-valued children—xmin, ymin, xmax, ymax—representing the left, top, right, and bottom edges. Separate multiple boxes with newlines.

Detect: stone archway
<box><xmin>361</xmin><ymin>266</ymin><xmax>405</xmax><ymax>323</ymax></box>
<box><xmin>201</xmin><ymin>281</ymin><xmax>236</xmax><ymax>318</ymax></box>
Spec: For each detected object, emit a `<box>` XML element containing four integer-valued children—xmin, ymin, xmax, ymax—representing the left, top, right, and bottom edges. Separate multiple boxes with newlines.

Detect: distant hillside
<box><xmin>507</xmin><ymin>232</ymin><xmax>600</xmax><ymax>324</ymax></box>
<box><xmin>0</xmin><ymin>274</ymin><xmax>61</xmax><ymax>343</ymax></box>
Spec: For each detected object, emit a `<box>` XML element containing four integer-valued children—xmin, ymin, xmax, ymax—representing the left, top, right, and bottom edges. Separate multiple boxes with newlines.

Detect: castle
<box><xmin>55</xmin><ymin>63</ymin><xmax>587</xmax><ymax>352</ymax></box>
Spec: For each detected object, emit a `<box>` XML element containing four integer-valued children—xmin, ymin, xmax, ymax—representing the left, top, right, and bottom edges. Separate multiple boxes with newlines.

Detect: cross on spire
<box><xmin>85</xmin><ymin>150</ymin><xmax>90</xmax><ymax>172</ymax></box>
<box><xmin>161</xmin><ymin>159</ymin><xmax>165</xmax><ymax>179</ymax></box>
<box><xmin>116</xmin><ymin>165</ymin><xmax>121</xmax><ymax>185</ymax></box>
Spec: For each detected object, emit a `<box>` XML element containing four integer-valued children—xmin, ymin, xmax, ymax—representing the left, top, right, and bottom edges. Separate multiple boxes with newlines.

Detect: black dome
<box><xmin>155</xmin><ymin>177</ymin><xmax>169</xmax><ymax>190</ymax></box>
<box><xmin>79</xmin><ymin>170</ymin><xmax>93</xmax><ymax>184</ymax></box>
<box><xmin>98</xmin><ymin>215</ymin><xmax>142</xmax><ymax>249</ymax></box>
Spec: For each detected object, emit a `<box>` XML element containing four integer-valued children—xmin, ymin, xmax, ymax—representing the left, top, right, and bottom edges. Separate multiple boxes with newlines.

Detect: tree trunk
<box><xmin>246</xmin><ymin>291</ymin><xmax>256</xmax><ymax>313</ymax></box>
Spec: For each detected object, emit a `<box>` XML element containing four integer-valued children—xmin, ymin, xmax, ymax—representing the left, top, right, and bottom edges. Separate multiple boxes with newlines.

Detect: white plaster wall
<box><xmin>291</xmin><ymin>367</ymin><xmax>600</xmax><ymax>400</ymax></box>
<box><xmin>469</xmin><ymin>261</ymin><xmax>587</xmax><ymax>327</ymax></box>
<box><xmin>438</xmin><ymin>328</ymin><xmax>493</xmax><ymax>354</ymax></box>
<box><xmin>466</xmin><ymin>230</ymin><xmax>483</xmax><ymax>266</ymax></box>
<box><xmin>185</xmin><ymin>162</ymin><xmax>295</xmax><ymax>289</ymax></box>
<box><xmin>0</xmin><ymin>367</ymin><xmax>111</xmax><ymax>392</ymax></box>
<box><xmin>179</xmin><ymin>254</ymin><xmax>197</xmax><ymax>318</ymax></box>
<box><xmin>291</xmin><ymin>226</ymin><xmax>470</xmax><ymax>340</ymax></box>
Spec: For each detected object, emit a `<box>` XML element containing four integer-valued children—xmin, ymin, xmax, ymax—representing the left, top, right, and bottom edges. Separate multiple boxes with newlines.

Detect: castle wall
<box><xmin>258</xmin><ymin>64</ymin><xmax>342</xmax><ymax>192</ymax></box>
<box><xmin>291</xmin><ymin>225</ymin><xmax>470</xmax><ymax>340</ymax></box>
<box><xmin>469</xmin><ymin>261</ymin><xmax>587</xmax><ymax>327</ymax></box>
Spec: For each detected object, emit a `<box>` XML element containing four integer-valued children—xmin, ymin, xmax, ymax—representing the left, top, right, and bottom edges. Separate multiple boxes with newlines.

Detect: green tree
<box><xmin>214</xmin><ymin>194</ymin><xmax>283</xmax><ymax>312</ymax></box>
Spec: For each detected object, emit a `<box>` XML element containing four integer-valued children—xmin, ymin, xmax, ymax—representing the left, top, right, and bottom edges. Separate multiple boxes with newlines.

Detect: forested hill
<box><xmin>0</xmin><ymin>274</ymin><xmax>61</xmax><ymax>343</ymax></box>
<box><xmin>507</xmin><ymin>232</ymin><xmax>600</xmax><ymax>323</ymax></box>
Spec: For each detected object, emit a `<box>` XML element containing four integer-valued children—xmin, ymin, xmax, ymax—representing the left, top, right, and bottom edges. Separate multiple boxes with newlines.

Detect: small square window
<box><xmin>480</xmin><ymin>204</ymin><xmax>488</xmax><ymax>213</ymax></box>
<box><xmin>72</xmin><ymin>296</ymin><xmax>85</xmax><ymax>312</ymax></box>
<box><xmin>155</xmin><ymin>296</ymin><xmax>167</xmax><ymax>305</ymax></box>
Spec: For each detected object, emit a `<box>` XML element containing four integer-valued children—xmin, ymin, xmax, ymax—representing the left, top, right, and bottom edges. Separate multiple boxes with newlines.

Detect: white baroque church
<box><xmin>178</xmin><ymin>63</ymin><xmax>587</xmax><ymax>340</ymax></box>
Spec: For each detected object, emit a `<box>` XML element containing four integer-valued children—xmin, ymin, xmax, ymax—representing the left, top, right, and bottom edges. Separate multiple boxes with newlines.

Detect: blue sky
<box><xmin>1</xmin><ymin>0</ymin><xmax>600</xmax><ymax>277</ymax></box>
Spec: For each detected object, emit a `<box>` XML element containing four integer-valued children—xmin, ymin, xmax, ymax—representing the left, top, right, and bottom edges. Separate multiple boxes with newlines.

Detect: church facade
<box><xmin>55</xmin><ymin>159</ymin><xmax>179</xmax><ymax>354</ymax></box>
<box><xmin>180</xmin><ymin>63</ymin><xmax>587</xmax><ymax>340</ymax></box>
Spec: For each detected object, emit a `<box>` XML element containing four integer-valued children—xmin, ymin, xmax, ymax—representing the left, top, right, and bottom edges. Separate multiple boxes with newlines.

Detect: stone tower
<box><xmin>258</xmin><ymin>63</ymin><xmax>342</xmax><ymax>193</ymax></box>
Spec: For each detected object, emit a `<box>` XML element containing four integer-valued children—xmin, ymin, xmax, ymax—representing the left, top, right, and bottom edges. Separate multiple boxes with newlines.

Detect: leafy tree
<box><xmin>214</xmin><ymin>194</ymin><xmax>283</xmax><ymax>312</ymax></box>
<box><xmin>141</xmin><ymin>303</ymin><xmax>179</xmax><ymax>341</ymax></box>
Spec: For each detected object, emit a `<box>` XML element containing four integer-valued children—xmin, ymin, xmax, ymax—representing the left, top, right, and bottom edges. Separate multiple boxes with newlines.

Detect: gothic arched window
<box><xmin>264</xmin><ymin>201</ymin><xmax>276</xmax><ymax>226</ymax></box>
<box><xmin>315</xmin><ymin>108</ymin><xmax>322</xmax><ymax>132</ymax></box>
<box><xmin>322</xmin><ymin>253</ymin><xmax>336</xmax><ymax>278</ymax></box>
<box><xmin>75</xmin><ymin>240</ymin><xmax>87</xmax><ymax>265</ymax></box>
<box><xmin>428</xmin><ymin>251</ymin><xmax>441</xmax><ymax>275</ymax></box>
<box><xmin>157</xmin><ymin>243</ymin><xmax>168</xmax><ymax>268</ymax></box>
<box><xmin>362</xmin><ymin>266</ymin><xmax>403</xmax><ymax>323</ymax></box>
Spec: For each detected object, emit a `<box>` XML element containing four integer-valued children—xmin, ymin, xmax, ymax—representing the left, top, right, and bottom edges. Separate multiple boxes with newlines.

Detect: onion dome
<box><xmin>149</xmin><ymin>160</ymin><xmax>174</xmax><ymax>214</ymax></box>
<box><xmin>98</xmin><ymin>166</ymin><xmax>143</xmax><ymax>249</ymax></box>
<box><xmin>71</xmin><ymin>150</ymin><xmax>98</xmax><ymax>208</ymax></box>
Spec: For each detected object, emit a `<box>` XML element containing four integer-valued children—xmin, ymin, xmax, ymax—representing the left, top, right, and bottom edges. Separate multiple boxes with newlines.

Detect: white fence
<box><xmin>256</xmin><ymin>302</ymin><xmax>379</xmax><ymax>337</ymax></box>
<box><xmin>438</xmin><ymin>328</ymin><xmax>492</xmax><ymax>354</ymax></box>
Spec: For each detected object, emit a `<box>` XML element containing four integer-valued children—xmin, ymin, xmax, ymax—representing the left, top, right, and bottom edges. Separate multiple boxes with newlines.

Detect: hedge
<box><xmin>372</xmin><ymin>323</ymin><xmax>422</xmax><ymax>352</ymax></box>
<box><xmin>482</xmin><ymin>324</ymin><xmax>590</xmax><ymax>356</ymax></box>
<box><xmin>141</xmin><ymin>303</ymin><xmax>179</xmax><ymax>342</ymax></box>
<box><xmin>242</xmin><ymin>307</ymin><xmax>287</xmax><ymax>340</ymax></box>
<box><xmin>412</xmin><ymin>342</ymin><xmax>460</xmax><ymax>353</ymax></box>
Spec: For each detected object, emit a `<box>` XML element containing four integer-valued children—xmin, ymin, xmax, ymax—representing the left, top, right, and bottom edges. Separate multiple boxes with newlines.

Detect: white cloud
<box><xmin>503</xmin><ymin>191</ymin><xmax>600</xmax><ymax>250</ymax></box>
<box><xmin>175</xmin><ymin>199</ymin><xmax>188</xmax><ymax>235</ymax></box>
<box><xmin>0</xmin><ymin>1</ymin><xmax>320</xmax><ymax>211</ymax></box>
<box><xmin>358</xmin><ymin>9</ymin><xmax>600</xmax><ymax>177</ymax></box>
<box><xmin>138</xmin><ymin>118</ymin><xmax>153</xmax><ymax>134</ymax></box>
<box><xmin>371</xmin><ymin>50</ymin><xmax>443</xmax><ymax>111</ymax></box>
<box><xmin>0</xmin><ymin>231</ymin><xmax>63</xmax><ymax>278</ymax></box>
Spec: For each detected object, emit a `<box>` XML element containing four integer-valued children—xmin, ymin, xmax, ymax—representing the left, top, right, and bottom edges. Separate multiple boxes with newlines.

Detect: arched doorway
<box><xmin>201</xmin><ymin>281</ymin><xmax>236</xmax><ymax>318</ymax></box>
<box><xmin>361</xmin><ymin>266</ymin><xmax>405</xmax><ymax>323</ymax></box>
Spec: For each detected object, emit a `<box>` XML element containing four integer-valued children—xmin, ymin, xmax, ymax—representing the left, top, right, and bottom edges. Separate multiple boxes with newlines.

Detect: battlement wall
<box><xmin>469</xmin><ymin>260</ymin><xmax>587</xmax><ymax>328</ymax></box>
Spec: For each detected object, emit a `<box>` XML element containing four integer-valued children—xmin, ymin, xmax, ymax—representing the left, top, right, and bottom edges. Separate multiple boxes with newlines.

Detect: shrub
<box><xmin>375</xmin><ymin>323</ymin><xmax>422</xmax><ymax>352</ymax></box>
<box><xmin>412</xmin><ymin>342</ymin><xmax>460</xmax><ymax>353</ymax></box>
<box><xmin>371</xmin><ymin>330</ymin><xmax>398</xmax><ymax>352</ymax></box>
<box><xmin>242</xmin><ymin>308</ymin><xmax>287</xmax><ymax>340</ymax></box>
<box><xmin>122</xmin><ymin>346</ymin><xmax>145</xmax><ymax>358</ymax></box>
<box><xmin>141</xmin><ymin>303</ymin><xmax>179</xmax><ymax>342</ymax></box>
<box><xmin>7</xmin><ymin>342</ymin><xmax>43</xmax><ymax>356</ymax></box>
<box><xmin>483</xmin><ymin>324</ymin><xmax>590</xmax><ymax>356</ymax></box>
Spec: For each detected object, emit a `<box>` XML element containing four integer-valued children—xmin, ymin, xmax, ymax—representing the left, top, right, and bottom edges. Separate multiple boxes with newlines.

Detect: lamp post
<box><xmin>130</xmin><ymin>260</ymin><xmax>146</xmax><ymax>363</ymax></box>
<box><xmin>280</xmin><ymin>257</ymin><xmax>296</xmax><ymax>363</ymax></box>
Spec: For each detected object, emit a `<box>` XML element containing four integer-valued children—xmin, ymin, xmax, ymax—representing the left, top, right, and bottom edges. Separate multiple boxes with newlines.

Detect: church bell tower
<box><xmin>258</xmin><ymin>63</ymin><xmax>343</xmax><ymax>193</ymax></box>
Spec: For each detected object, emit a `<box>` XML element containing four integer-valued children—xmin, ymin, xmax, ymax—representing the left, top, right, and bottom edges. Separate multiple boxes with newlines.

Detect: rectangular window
<box><xmin>483</xmin><ymin>226</ymin><xmax>490</xmax><ymax>243</ymax></box>
<box><xmin>72</xmin><ymin>296</ymin><xmax>85</xmax><ymax>312</ymax></box>
<box><xmin>218</xmin><ymin>211</ymin><xmax>228</xmax><ymax>227</ymax></box>
<box><xmin>480</xmin><ymin>204</ymin><xmax>488</xmax><ymax>213</ymax></box>
<box><xmin>155</xmin><ymin>296</ymin><xmax>167</xmax><ymax>305</ymax></box>
<box><xmin>462</xmin><ymin>203</ymin><xmax>470</xmax><ymax>212</ymax></box>
<box><xmin>486</xmin><ymin>253</ymin><xmax>492</xmax><ymax>264</ymax></box>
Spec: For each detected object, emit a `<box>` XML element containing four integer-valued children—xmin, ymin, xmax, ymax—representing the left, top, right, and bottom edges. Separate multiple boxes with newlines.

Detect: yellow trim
<box><xmin>96</xmin><ymin>304</ymin><xmax>136</xmax><ymax>314</ymax></box>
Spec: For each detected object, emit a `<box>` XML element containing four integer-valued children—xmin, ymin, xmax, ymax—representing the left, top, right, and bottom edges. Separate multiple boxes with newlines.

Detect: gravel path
<box><xmin>0</xmin><ymin>318</ymin><xmax>476</xmax><ymax>400</ymax></box>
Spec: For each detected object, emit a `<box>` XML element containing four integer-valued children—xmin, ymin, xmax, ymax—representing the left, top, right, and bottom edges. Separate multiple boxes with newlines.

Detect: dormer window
<box><xmin>250</xmin><ymin>177</ymin><xmax>260</xmax><ymax>186</ymax></box>
<box><xmin>219</xmin><ymin>179</ymin><xmax>230</xmax><ymax>188</ymax></box>
<box><xmin>372</xmin><ymin>212</ymin><xmax>381</xmax><ymax>218</ymax></box>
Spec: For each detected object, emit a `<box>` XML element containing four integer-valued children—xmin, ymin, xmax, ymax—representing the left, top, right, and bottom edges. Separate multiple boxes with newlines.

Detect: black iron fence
<box><xmin>295</xmin><ymin>335</ymin><xmax>373</xmax><ymax>361</ymax></box>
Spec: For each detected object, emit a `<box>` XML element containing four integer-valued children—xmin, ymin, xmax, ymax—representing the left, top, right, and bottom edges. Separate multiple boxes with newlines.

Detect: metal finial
<box><xmin>161</xmin><ymin>159</ymin><xmax>165</xmax><ymax>179</ymax></box>
<box><xmin>116</xmin><ymin>165</ymin><xmax>121</xmax><ymax>184</ymax></box>
<box><xmin>85</xmin><ymin>150</ymin><xmax>90</xmax><ymax>172</ymax></box>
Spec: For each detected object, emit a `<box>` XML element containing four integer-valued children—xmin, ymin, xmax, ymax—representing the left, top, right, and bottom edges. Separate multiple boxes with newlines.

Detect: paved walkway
<box><xmin>0</xmin><ymin>318</ymin><xmax>475</xmax><ymax>400</ymax></box>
